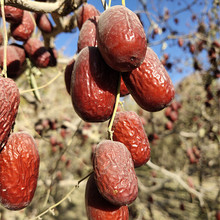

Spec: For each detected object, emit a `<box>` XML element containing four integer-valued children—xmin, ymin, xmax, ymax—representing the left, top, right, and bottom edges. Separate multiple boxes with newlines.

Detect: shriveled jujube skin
<box><xmin>0</xmin><ymin>132</ymin><xmax>40</xmax><ymax>210</ymax></box>
<box><xmin>48</xmin><ymin>47</ymin><xmax>58</xmax><ymax>67</ymax></box>
<box><xmin>24</xmin><ymin>38</ymin><xmax>51</xmax><ymax>68</ymax></box>
<box><xmin>70</xmin><ymin>46</ymin><xmax>119</xmax><ymax>122</ymax></box>
<box><xmin>77</xmin><ymin>16</ymin><xmax>99</xmax><ymax>53</ymax></box>
<box><xmin>85</xmin><ymin>174</ymin><xmax>129</xmax><ymax>220</ymax></box>
<box><xmin>77</xmin><ymin>3</ymin><xmax>100</xmax><ymax>30</ymax></box>
<box><xmin>120</xmin><ymin>77</ymin><xmax>129</xmax><ymax>97</ymax></box>
<box><xmin>0</xmin><ymin>6</ymin><xmax>23</xmax><ymax>23</ymax></box>
<box><xmin>112</xmin><ymin>111</ymin><xmax>150</xmax><ymax>167</ymax></box>
<box><xmin>122</xmin><ymin>47</ymin><xmax>175</xmax><ymax>112</ymax></box>
<box><xmin>10</xmin><ymin>11</ymin><xmax>35</xmax><ymax>42</ymax></box>
<box><xmin>64</xmin><ymin>58</ymin><xmax>75</xmax><ymax>94</ymax></box>
<box><xmin>10</xmin><ymin>44</ymin><xmax>26</xmax><ymax>66</ymax></box>
<box><xmin>93</xmin><ymin>140</ymin><xmax>138</xmax><ymax>206</ymax></box>
<box><xmin>9</xmin><ymin>43</ymin><xmax>26</xmax><ymax>78</ymax></box>
<box><xmin>97</xmin><ymin>5</ymin><xmax>147</xmax><ymax>72</ymax></box>
<box><xmin>34</xmin><ymin>13</ymin><xmax>53</xmax><ymax>33</ymax></box>
<box><xmin>0</xmin><ymin>77</ymin><xmax>20</xmax><ymax>148</ymax></box>
<box><xmin>0</xmin><ymin>45</ymin><xmax>22</xmax><ymax>77</ymax></box>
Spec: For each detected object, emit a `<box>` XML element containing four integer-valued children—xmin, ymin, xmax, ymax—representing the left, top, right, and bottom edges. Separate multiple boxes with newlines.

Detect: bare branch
<box><xmin>146</xmin><ymin>160</ymin><xmax>205</xmax><ymax>207</ymax></box>
<box><xmin>100</xmin><ymin>0</ymin><xmax>108</xmax><ymax>10</ymax></box>
<box><xmin>4</xmin><ymin>0</ymin><xmax>85</xmax><ymax>15</ymax></box>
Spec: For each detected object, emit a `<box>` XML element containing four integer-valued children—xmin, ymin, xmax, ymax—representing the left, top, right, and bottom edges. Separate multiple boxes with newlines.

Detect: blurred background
<box><xmin>0</xmin><ymin>0</ymin><xmax>219</xmax><ymax>219</ymax></box>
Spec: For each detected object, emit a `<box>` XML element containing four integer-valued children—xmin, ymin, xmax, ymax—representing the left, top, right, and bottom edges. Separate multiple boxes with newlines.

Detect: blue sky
<box><xmin>54</xmin><ymin>0</ymin><xmax>212</xmax><ymax>85</ymax></box>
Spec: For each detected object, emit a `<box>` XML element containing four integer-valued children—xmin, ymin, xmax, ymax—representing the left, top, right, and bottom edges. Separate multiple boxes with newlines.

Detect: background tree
<box><xmin>0</xmin><ymin>0</ymin><xmax>219</xmax><ymax>219</ymax></box>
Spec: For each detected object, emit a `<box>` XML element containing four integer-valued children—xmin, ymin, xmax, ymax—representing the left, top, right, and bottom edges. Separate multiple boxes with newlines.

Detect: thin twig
<box><xmin>146</xmin><ymin>160</ymin><xmax>205</xmax><ymax>207</ymax></box>
<box><xmin>43</xmin><ymin>120</ymin><xmax>82</xmax><ymax>207</ymax></box>
<box><xmin>100</xmin><ymin>0</ymin><xmax>108</xmax><ymax>10</ymax></box>
<box><xmin>4</xmin><ymin>0</ymin><xmax>84</xmax><ymax>15</ymax></box>
<box><xmin>108</xmin><ymin>73</ymin><xmax>121</xmax><ymax>140</ymax></box>
<box><xmin>33</xmin><ymin>171</ymin><xmax>93</xmax><ymax>220</ymax></box>
<box><xmin>179</xmin><ymin>131</ymin><xmax>197</xmax><ymax>138</ymax></box>
<box><xmin>20</xmin><ymin>71</ymin><xmax>63</xmax><ymax>94</ymax></box>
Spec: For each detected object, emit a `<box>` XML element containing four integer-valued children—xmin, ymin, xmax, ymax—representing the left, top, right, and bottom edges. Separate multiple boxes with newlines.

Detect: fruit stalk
<box><xmin>146</xmin><ymin>160</ymin><xmax>205</xmax><ymax>206</ymax></box>
<box><xmin>100</xmin><ymin>0</ymin><xmax>108</xmax><ymax>10</ymax></box>
<box><xmin>0</xmin><ymin>0</ymin><xmax>8</xmax><ymax>78</ymax></box>
<box><xmin>20</xmin><ymin>70</ymin><xmax>63</xmax><ymax>94</ymax></box>
<box><xmin>34</xmin><ymin>171</ymin><xmax>94</xmax><ymax>220</ymax></box>
<box><xmin>108</xmin><ymin>72</ymin><xmax>121</xmax><ymax>140</ymax></box>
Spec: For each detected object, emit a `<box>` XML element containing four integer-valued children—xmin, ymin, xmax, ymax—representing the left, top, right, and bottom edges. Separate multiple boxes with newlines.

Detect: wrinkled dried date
<box><xmin>77</xmin><ymin>3</ymin><xmax>100</xmax><ymax>30</ymax></box>
<box><xmin>0</xmin><ymin>132</ymin><xmax>40</xmax><ymax>210</ymax></box>
<box><xmin>10</xmin><ymin>44</ymin><xmax>26</xmax><ymax>66</ymax></box>
<box><xmin>0</xmin><ymin>6</ymin><xmax>23</xmax><ymax>23</ymax></box>
<box><xmin>0</xmin><ymin>45</ymin><xmax>21</xmax><ymax>77</ymax></box>
<box><xmin>0</xmin><ymin>76</ymin><xmax>20</xmax><ymax>148</ymax></box>
<box><xmin>122</xmin><ymin>47</ymin><xmax>175</xmax><ymax>112</ymax></box>
<box><xmin>97</xmin><ymin>5</ymin><xmax>147</xmax><ymax>72</ymax></box>
<box><xmin>120</xmin><ymin>77</ymin><xmax>129</xmax><ymax>97</ymax></box>
<box><xmin>77</xmin><ymin>16</ymin><xmax>99</xmax><ymax>52</ymax></box>
<box><xmin>93</xmin><ymin>140</ymin><xmax>138</xmax><ymax>206</ymax></box>
<box><xmin>71</xmin><ymin>47</ymin><xmax>119</xmax><ymax>122</ymax></box>
<box><xmin>10</xmin><ymin>11</ymin><xmax>35</xmax><ymax>42</ymax></box>
<box><xmin>112</xmin><ymin>111</ymin><xmax>151</xmax><ymax>167</ymax></box>
<box><xmin>24</xmin><ymin>38</ymin><xmax>50</xmax><ymax>68</ymax></box>
<box><xmin>85</xmin><ymin>174</ymin><xmax>129</xmax><ymax>220</ymax></box>
<box><xmin>34</xmin><ymin>13</ymin><xmax>53</xmax><ymax>33</ymax></box>
<box><xmin>48</xmin><ymin>47</ymin><xmax>58</xmax><ymax>67</ymax></box>
<box><xmin>8</xmin><ymin>43</ymin><xmax>26</xmax><ymax>78</ymax></box>
<box><xmin>64</xmin><ymin>58</ymin><xmax>75</xmax><ymax>94</ymax></box>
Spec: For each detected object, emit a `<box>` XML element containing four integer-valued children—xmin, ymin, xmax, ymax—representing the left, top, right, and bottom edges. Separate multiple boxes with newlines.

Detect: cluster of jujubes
<box><xmin>0</xmin><ymin>5</ymin><xmax>57</xmax><ymax>78</ymax></box>
<box><xmin>64</xmin><ymin>3</ymin><xmax>175</xmax><ymax>219</ymax></box>
<box><xmin>0</xmin><ymin>76</ymin><xmax>39</xmax><ymax>210</ymax></box>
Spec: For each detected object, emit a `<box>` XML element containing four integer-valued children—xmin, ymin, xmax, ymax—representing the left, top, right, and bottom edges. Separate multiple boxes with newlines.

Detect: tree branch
<box><xmin>4</xmin><ymin>0</ymin><xmax>85</xmax><ymax>16</ymax></box>
<box><xmin>146</xmin><ymin>160</ymin><xmax>205</xmax><ymax>207</ymax></box>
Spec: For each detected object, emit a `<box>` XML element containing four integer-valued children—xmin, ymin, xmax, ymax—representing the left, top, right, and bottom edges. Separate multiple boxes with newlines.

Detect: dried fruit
<box><xmin>48</xmin><ymin>47</ymin><xmax>57</xmax><ymax>67</ymax></box>
<box><xmin>0</xmin><ymin>77</ymin><xmax>20</xmax><ymax>149</ymax></box>
<box><xmin>77</xmin><ymin>16</ymin><xmax>99</xmax><ymax>52</ymax></box>
<box><xmin>24</xmin><ymin>38</ymin><xmax>50</xmax><ymax>68</ymax></box>
<box><xmin>97</xmin><ymin>5</ymin><xmax>147</xmax><ymax>72</ymax></box>
<box><xmin>165</xmin><ymin>121</ymin><xmax>173</xmax><ymax>130</ymax></box>
<box><xmin>71</xmin><ymin>47</ymin><xmax>119</xmax><ymax>122</ymax></box>
<box><xmin>112</xmin><ymin>111</ymin><xmax>150</xmax><ymax>167</ymax></box>
<box><xmin>34</xmin><ymin>13</ymin><xmax>53</xmax><ymax>33</ymax></box>
<box><xmin>122</xmin><ymin>47</ymin><xmax>175</xmax><ymax>112</ymax></box>
<box><xmin>120</xmin><ymin>77</ymin><xmax>129</xmax><ymax>97</ymax></box>
<box><xmin>164</xmin><ymin>106</ymin><xmax>172</xmax><ymax>118</ymax></box>
<box><xmin>85</xmin><ymin>174</ymin><xmax>129</xmax><ymax>220</ymax></box>
<box><xmin>10</xmin><ymin>43</ymin><xmax>26</xmax><ymax>66</ymax></box>
<box><xmin>0</xmin><ymin>6</ymin><xmax>23</xmax><ymax>23</ymax></box>
<box><xmin>0</xmin><ymin>45</ymin><xmax>21</xmax><ymax>77</ymax></box>
<box><xmin>77</xmin><ymin>3</ymin><xmax>100</xmax><ymax>30</ymax></box>
<box><xmin>64</xmin><ymin>58</ymin><xmax>75</xmax><ymax>94</ymax></box>
<box><xmin>10</xmin><ymin>11</ymin><xmax>35</xmax><ymax>42</ymax></box>
<box><xmin>169</xmin><ymin>111</ymin><xmax>178</xmax><ymax>122</ymax></box>
<box><xmin>9</xmin><ymin>43</ymin><xmax>26</xmax><ymax>78</ymax></box>
<box><xmin>93</xmin><ymin>140</ymin><xmax>138</xmax><ymax>206</ymax></box>
<box><xmin>0</xmin><ymin>132</ymin><xmax>40</xmax><ymax>210</ymax></box>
